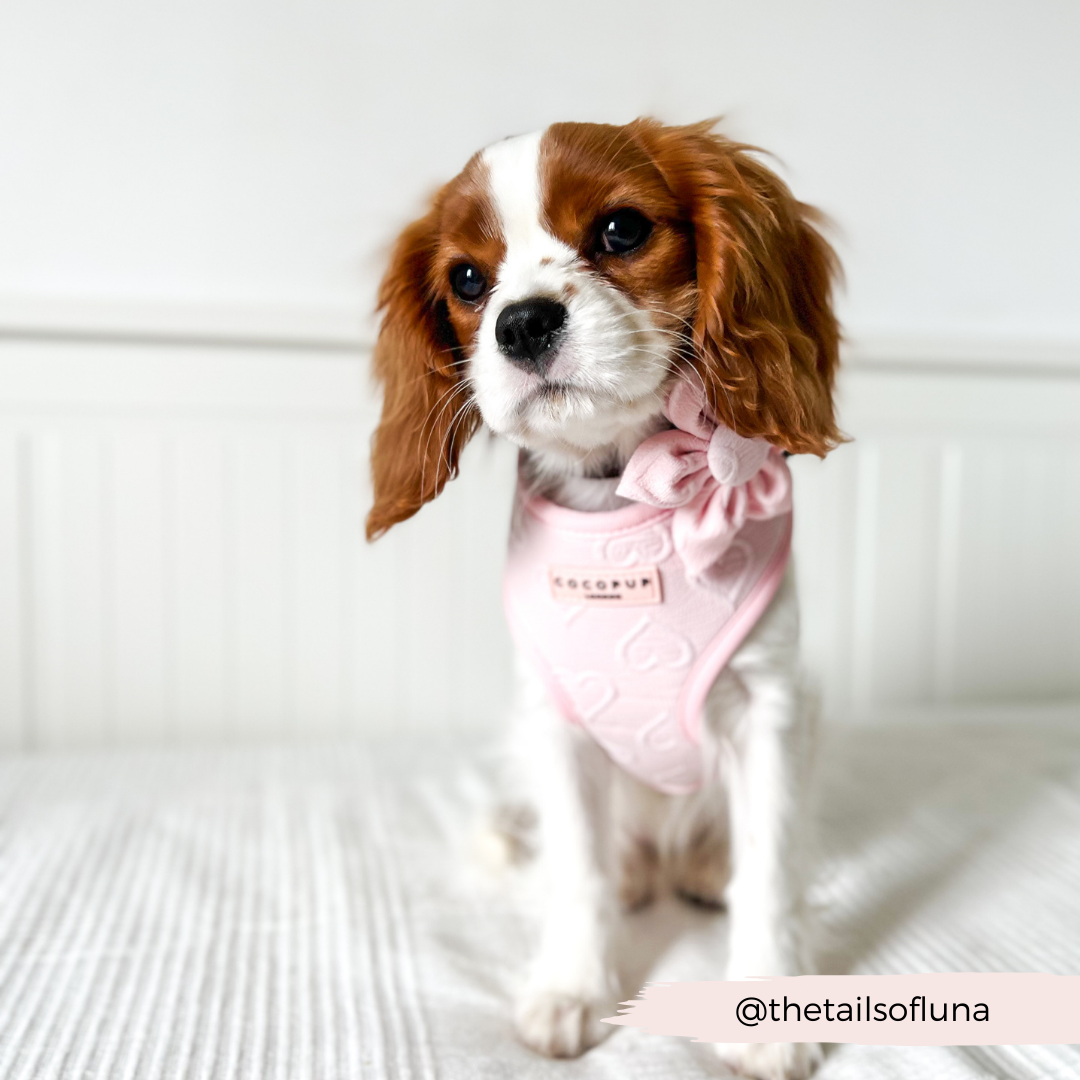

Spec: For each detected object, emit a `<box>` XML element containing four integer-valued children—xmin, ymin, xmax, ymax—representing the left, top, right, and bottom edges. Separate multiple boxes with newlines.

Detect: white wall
<box><xmin>1</xmin><ymin>0</ymin><xmax>1078</xmax><ymax>348</ymax></box>
<box><xmin>1</xmin><ymin>342</ymin><xmax>1078</xmax><ymax>750</ymax></box>
<box><xmin>0</xmin><ymin>0</ymin><xmax>1078</xmax><ymax>747</ymax></box>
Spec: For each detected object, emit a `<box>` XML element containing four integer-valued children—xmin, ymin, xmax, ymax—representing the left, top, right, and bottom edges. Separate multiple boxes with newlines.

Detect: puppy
<box><xmin>365</xmin><ymin>119</ymin><xmax>841</xmax><ymax>1080</ymax></box>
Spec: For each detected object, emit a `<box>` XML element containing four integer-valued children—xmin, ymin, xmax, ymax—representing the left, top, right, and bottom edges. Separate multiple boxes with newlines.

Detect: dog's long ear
<box><xmin>632</xmin><ymin>120</ymin><xmax>843</xmax><ymax>456</ymax></box>
<box><xmin>365</xmin><ymin>197</ymin><xmax>480</xmax><ymax>540</ymax></box>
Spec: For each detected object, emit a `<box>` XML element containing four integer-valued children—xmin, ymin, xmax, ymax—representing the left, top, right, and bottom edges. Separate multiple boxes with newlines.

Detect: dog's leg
<box><xmin>510</xmin><ymin>656</ymin><xmax>620</xmax><ymax>1058</ymax></box>
<box><xmin>611</xmin><ymin>768</ymin><xmax>667</xmax><ymax>912</ymax></box>
<box><xmin>714</xmin><ymin>572</ymin><xmax>822</xmax><ymax>1080</ymax></box>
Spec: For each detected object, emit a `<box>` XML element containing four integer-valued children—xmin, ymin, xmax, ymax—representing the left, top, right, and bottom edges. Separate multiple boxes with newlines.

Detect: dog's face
<box><xmin>366</xmin><ymin>119</ymin><xmax>842</xmax><ymax>539</ymax></box>
<box><xmin>456</xmin><ymin>128</ymin><xmax>696</xmax><ymax>465</ymax></box>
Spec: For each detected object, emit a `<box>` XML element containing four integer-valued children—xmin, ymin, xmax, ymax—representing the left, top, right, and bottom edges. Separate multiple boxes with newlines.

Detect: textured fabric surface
<box><xmin>1</xmin><ymin>724</ymin><xmax>1079</xmax><ymax>1079</ymax></box>
<box><xmin>504</xmin><ymin>489</ymin><xmax>790</xmax><ymax>795</ymax></box>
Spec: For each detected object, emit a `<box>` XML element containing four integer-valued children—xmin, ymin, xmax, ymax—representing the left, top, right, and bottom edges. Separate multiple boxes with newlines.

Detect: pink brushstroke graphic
<box><xmin>603</xmin><ymin>973</ymin><xmax>1080</xmax><ymax>1045</ymax></box>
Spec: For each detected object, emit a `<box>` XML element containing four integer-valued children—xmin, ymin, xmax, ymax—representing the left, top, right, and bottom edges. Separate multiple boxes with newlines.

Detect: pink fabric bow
<box><xmin>616</xmin><ymin>380</ymin><xmax>792</xmax><ymax>578</ymax></box>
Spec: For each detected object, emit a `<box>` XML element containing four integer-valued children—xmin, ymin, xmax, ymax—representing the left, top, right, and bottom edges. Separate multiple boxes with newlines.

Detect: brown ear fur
<box><xmin>631</xmin><ymin>119</ymin><xmax>844</xmax><ymax>455</ymax></box>
<box><xmin>365</xmin><ymin>199</ymin><xmax>480</xmax><ymax>540</ymax></box>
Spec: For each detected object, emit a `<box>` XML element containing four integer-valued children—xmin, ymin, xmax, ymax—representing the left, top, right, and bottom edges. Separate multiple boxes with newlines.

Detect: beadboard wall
<box><xmin>0</xmin><ymin>331</ymin><xmax>1078</xmax><ymax>749</ymax></box>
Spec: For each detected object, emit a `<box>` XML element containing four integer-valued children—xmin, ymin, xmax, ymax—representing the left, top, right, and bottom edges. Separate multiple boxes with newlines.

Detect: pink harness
<box><xmin>502</xmin><ymin>381</ymin><xmax>794</xmax><ymax>795</ymax></box>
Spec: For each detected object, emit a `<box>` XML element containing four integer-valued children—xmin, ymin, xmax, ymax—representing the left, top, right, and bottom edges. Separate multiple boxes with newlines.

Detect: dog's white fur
<box><xmin>456</xmin><ymin>134</ymin><xmax>822</xmax><ymax>1079</ymax></box>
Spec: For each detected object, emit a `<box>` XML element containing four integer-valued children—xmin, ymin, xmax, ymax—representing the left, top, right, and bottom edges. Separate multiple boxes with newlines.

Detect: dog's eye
<box><xmin>597</xmin><ymin>209</ymin><xmax>652</xmax><ymax>255</ymax></box>
<box><xmin>450</xmin><ymin>263</ymin><xmax>487</xmax><ymax>303</ymax></box>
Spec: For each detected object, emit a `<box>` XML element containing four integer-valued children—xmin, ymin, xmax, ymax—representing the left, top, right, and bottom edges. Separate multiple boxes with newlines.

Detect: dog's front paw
<box><xmin>514</xmin><ymin>987</ymin><xmax>616</xmax><ymax>1058</ymax></box>
<box><xmin>715</xmin><ymin>1040</ymin><xmax>822</xmax><ymax>1080</ymax></box>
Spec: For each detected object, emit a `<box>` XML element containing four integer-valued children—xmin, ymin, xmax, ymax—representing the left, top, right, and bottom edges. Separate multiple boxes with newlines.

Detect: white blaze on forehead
<box><xmin>482</xmin><ymin>131</ymin><xmax>544</xmax><ymax>248</ymax></box>
<box><xmin>480</xmin><ymin>131</ymin><xmax>578</xmax><ymax>301</ymax></box>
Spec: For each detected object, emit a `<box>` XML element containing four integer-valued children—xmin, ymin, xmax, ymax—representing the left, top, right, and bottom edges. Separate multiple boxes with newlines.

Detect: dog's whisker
<box><xmin>417</xmin><ymin>379</ymin><xmax>471</xmax><ymax>498</ymax></box>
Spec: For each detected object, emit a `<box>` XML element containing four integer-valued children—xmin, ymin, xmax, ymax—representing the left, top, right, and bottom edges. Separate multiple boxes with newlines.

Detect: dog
<box><xmin>365</xmin><ymin>119</ymin><xmax>841</xmax><ymax>1080</ymax></box>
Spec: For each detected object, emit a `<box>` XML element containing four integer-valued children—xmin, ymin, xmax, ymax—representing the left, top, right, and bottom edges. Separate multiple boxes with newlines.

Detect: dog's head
<box><xmin>366</xmin><ymin>119</ymin><xmax>842</xmax><ymax>539</ymax></box>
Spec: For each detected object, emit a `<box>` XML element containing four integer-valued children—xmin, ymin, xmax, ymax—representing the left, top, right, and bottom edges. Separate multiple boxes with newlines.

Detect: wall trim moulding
<box><xmin>1</xmin><ymin>293</ymin><xmax>1079</xmax><ymax>375</ymax></box>
<box><xmin>843</xmin><ymin>335</ymin><xmax>1080</xmax><ymax>377</ymax></box>
<box><xmin>0</xmin><ymin>294</ymin><xmax>372</xmax><ymax>352</ymax></box>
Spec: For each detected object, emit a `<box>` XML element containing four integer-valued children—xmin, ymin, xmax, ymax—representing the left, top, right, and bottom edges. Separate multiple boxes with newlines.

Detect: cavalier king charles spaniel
<box><xmin>365</xmin><ymin>119</ymin><xmax>841</xmax><ymax>1080</ymax></box>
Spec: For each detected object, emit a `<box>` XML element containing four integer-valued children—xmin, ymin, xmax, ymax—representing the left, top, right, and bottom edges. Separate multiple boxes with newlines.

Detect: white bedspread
<box><xmin>1</xmin><ymin>724</ymin><xmax>1078</xmax><ymax>1079</ymax></box>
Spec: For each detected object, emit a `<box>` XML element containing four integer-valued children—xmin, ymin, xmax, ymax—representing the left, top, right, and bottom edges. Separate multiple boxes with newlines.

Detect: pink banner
<box><xmin>603</xmin><ymin>974</ymin><xmax>1080</xmax><ymax>1045</ymax></box>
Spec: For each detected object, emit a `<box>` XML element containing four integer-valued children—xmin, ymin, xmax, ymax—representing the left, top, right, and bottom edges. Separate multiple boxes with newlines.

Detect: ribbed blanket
<box><xmin>1</xmin><ymin>725</ymin><xmax>1078</xmax><ymax>1079</ymax></box>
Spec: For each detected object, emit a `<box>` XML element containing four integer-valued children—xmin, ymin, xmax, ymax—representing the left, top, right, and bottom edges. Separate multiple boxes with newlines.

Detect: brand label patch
<box><xmin>549</xmin><ymin>565</ymin><xmax>662</xmax><ymax>606</ymax></box>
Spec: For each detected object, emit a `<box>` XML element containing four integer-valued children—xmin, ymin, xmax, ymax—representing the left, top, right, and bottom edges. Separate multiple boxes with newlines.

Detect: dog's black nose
<box><xmin>495</xmin><ymin>298</ymin><xmax>567</xmax><ymax>371</ymax></box>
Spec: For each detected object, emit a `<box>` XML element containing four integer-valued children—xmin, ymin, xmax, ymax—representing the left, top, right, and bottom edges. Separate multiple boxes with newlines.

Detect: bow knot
<box><xmin>616</xmin><ymin>380</ymin><xmax>792</xmax><ymax>578</ymax></box>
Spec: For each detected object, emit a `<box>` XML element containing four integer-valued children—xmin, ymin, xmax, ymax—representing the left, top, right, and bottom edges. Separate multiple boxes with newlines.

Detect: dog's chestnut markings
<box><xmin>366</xmin><ymin>152</ymin><xmax>504</xmax><ymax>540</ymax></box>
<box><xmin>429</xmin><ymin>152</ymin><xmax>506</xmax><ymax>339</ymax></box>
<box><xmin>538</xmin><ymin>122</ymin><xmax>697</xmax><ymax>347</ymax></box>
<box><xmin>538</xmin><ymin>120</ymin><xmax>842</xmax><ymax>456</ymax></box>
<box><xmin>628</xmin><ymin>120</ymin><xmax>843</xmax><ymax>454</ymax></box>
